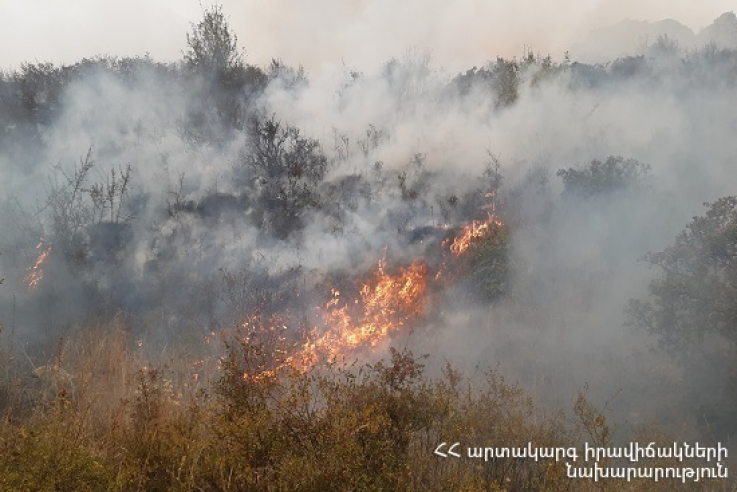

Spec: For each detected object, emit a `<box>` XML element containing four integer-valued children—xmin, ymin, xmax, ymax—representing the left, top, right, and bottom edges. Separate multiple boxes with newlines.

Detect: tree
<box><xmin>184</xmin><ymin>5</ymin><xmax>242</xmax><ymax>77</ymax></box>
<box><xmin>557</xmin><ymin>156</ymin><xmax>650</xmax><ymax>198</ymax></box>
<box><xmin>628</xmin><ymin>196</ymin><xmax>737</xmax><ymax>355</ymax></box>
<box><xmin>182</xmin><ymin>5</ymin><xmax>267</xmax><ymax>141</ymax></box>
<box><xmin>45</xmin><ymin>148</ymin><xmax>134</xmax><ymax>267</ymax></box>
<box><xmin>649</xmin><ymin>34</ymin><xmax>680</xmax><ymax>58</ymax></box>
<box><xmin>46</xmin><ymin>149</ymin><xmax>96</xmax><ymax>265</ymax></box>
<box><xmin>237</xmin><ymin>115</ymin><xmax>328</xmax><ymax>237</ymax></box>
<box><xmin>446</xmin><ymin>57</ymin><xmax>520</xmax><ymax>107</ymax></box>
<box><xmin>467</xmin><ymin>224</ymin><xmax>511</xmax><ymax>302</ymax></box>
<box><xmin>627</xmin><ymin>197</ymin><xmax>737</xmax><ymax>435</ymax></box>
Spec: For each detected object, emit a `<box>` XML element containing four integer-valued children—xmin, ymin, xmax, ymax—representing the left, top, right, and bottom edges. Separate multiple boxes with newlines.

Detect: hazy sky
<box><xmin>0</xmin><ymin>0</ymin><xmax>734</xmax><ymax>71</ymax></box>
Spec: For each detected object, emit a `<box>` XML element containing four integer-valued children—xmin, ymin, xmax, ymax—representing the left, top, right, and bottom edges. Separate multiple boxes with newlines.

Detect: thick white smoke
<box><xmin>1</xmin><ymin>2</ymin><xmax>736</xmax><ymax>437</ymax></box>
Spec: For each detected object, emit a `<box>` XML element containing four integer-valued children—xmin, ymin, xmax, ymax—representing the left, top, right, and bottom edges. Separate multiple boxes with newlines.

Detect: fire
<box><xmin>25</xmin><ymin>242</ymin><xmax>52</xmax><ymax>291</ymax></box>
<box><xmin>238</xmin><ymin>259</ymin><xmax>429</xmax><ymax>380</ymax></box>
<box><xmin>444</xmin><ymin>214</ymin><xmax>503</xmax><ymax>256</ymax></box>
<box><xmin>236</xmin><ymin>212</ymin><xmax>506</xmax><ymax>382</ymax></box>
<box><xmin>314</xmin><ymin>259</ymin><xmax>428</xmax><ymax>360</ymax></box>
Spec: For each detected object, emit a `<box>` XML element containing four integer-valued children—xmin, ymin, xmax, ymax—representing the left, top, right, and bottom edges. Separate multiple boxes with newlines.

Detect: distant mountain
<box><xmin>571</xmin><ymin>12</ymin><xmax>737</xmax><ymax>63</ymax></box>
<box><xmin>697</xmin><ymin>12</ymin><xmax>737</xmax><ymax>48</ymax></box>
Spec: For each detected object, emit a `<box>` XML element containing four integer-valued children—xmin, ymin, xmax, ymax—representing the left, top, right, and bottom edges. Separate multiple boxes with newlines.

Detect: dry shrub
<box><xmin>0</xmin><ymin>318</ymin><xmax>733</xmax><ymax>491</ymax></box>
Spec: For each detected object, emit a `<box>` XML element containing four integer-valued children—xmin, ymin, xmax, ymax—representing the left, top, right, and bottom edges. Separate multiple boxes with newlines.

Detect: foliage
<box><xmin>3</xmin><ymin>6</ymin><xmax>737</xmax><ymax>490</ymax></box>
<box><xmin>449</xmin><ymin>57</ymin><xmax>520</xmax><ymax>107</ymax></box>
<box><xmin>557</xmin><ymin>156</ymin><xmax>650</xmax><ymax>198</ymax></box>
<box><xmin>46</xmin><ymin>148</ymin><xmax>96</xmax><ymax>265</ymax></box>
<box><xmin>0</xmin><ymin>323</ymin><xmax>610</xmax><ymax>492</ymax></box>
<box><xmin>630</xmin><ymin>197</ymin><xmax>737</xmax><ymax>354</ymax></box>
<box><xmin>467</xmin><ymin>224</ymin><xmax>512</xmax><ymax>302</ymax></box>
<box><xmin>181</xmin><ymin>5</ymin><xmax>267</xmax><ymax>141</ymax></box>
<box><xmin>236</xmin><ymin>114</ymin><xmax>329</xmax><ymax>237</ymax></box>
<box><xmin>627</xmin><ymin>197</ymin><xmax>737</xmax><ymax>355</ymax></box>
<box><xmin>627</xmin><ymin>197</ymin><xmax>737</xmax><ymax>436</ymax></box>
<box><xmin>184</xmin><ymin>5</ymin><xmax>242</xmax><ymax>77</ymax></box>
<box><xmin>45</xmin><ymin>148</ymin><xmax>134</xmax><ymax>267</ymax></box>
<box><xmin>0</xmin><ymin>306</ymin><xmax>728</xmax><ymax>492</ymax></box>
<box><xmin>0</xmin><ymin>419</ymin><xmax>112</xmax><ymax>492</ymax></box>
<box><xmin>447</xmin><ymin>51</ymin><xmax>563</xmax><ymax>107</ymax></box>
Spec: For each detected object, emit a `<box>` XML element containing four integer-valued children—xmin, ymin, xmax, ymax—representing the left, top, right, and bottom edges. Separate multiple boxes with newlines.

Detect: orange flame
<box><xmin>314</xmin><ymin>259</ymin><xmax>428</xmax><ymax>360</ymax></box>
<box><xmin>444</xmin><ymin>214</ymin><xmax>503</xmax><ymax>256</ymax></box>
<box><xmin>237</xmin><ymin>211</ymin><xmax>506</xmax><ymax>381</ymax></box>
<box><xmin>238</xmin><ymin>259</ymin><xmax>429</xmax><ymax>380</ymax></box>
<box><xmin>25</xmin><ymin>242</ymin><xmax>52</xmax><ymax>292</ymax></box>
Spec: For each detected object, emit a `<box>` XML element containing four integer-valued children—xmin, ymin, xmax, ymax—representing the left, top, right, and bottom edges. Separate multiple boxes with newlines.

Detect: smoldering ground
<box><xmin>2</xmin><ymin>8</ymin><xmax>737</xmax><ymax>440</ymax></box>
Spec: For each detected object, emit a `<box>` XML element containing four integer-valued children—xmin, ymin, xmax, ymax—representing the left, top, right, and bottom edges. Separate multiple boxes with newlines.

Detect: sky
<box><xmin>0</xmin><ymin>0</ymin><xmax>734</xmax><ymax>72</ymax></box>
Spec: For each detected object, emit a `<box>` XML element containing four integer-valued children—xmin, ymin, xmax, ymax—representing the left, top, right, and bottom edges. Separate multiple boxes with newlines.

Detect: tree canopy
<box><xmin>628</xmin><ymin>197</ymin><xmax>737</xmax><ymax>356</ymax></box>
<box><xmin>557</xmin><ymin>156</ymin><xmax>650</xmax><ymax>198</ymax></box>
<box><xmin>184</xmin><ymin>5</ymin><xmax>242</xmax><ymax>76</ymax></box>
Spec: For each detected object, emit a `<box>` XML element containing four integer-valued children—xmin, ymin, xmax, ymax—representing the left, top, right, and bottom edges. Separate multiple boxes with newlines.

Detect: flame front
<box><xmin>315</xmin><ymin>259</ymin><xmax>428</xmax><ymax>360</ymax></box>
<box><xmin>238</xmin><ymin>259</ymin><xmax>429</xmax><ymax>380</ymax></box>
<box><xmin>237</xmin><ymin>212</ymin><xmax>505</xmax><ymax>381</ymax></box>
<box><xmin>444</xmin><ymin>214</ymin><xmax>504</xmax><ymax>256</ymax></box>
<box><xmin>25</xmin><ymin>242</ymin><xmax>52</xmax><ymax>292</ymax></box>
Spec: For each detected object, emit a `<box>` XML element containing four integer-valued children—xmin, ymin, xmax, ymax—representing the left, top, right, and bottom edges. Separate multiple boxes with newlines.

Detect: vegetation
<box><xmin>627</xmin><ymin>197</ymin><xmax>737</xmax><ymax>436</ymax></box>
<box><xmin>557</xmin><ymin>156</ymin><xmax>651</xmax><ymax>198</ymax></box>
<box><xmin>1</xmin><ymin>5</ymin><xmax>736</xmax><ymax>490</ymax></box>
<box><xmin>0</xmin><ymin>324</ymin><xmax>716</xmax><ymax>491</ymax></box>
<box><xmin>628</xmin><ymin>196</ymin><xmax>737</xmax><ymax>354</ymax></box>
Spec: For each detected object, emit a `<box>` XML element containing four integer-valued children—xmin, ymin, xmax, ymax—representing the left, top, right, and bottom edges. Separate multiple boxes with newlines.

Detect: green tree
<box><xmin>627</xmin><ymin>197</ymin><xmax>737</xmax><ymax>435</ymax></box>
<box><xmin>467</xmin><ymin>224</ymin><xmax>511</xmax><ymax>302</ymax></box>
<box><xmin>237</xmin><ymin>115</ymin><xmax>329</xmax><ymax>237</ymax></box>
<box><xmin>628</xmin><ymin>196</ymin><xmax>737</xmax><ymax>355</ymax></box>
<box><xmin>184</xmin><ymin>5</ymin><xmax>242</xmax><ymax>76</ymax></box>
<box><xmin>182</xmin><ymin>5</ymin><xmax>268</xmax><ymax>140</ymax></box>
<box><xmin>557</xmin><ymin>155</ymin><xmax>650</xmax><ymax>198</ymax></box>
<box><xmin>447</xmin><ymin>57</ymin><xmax>520</xmax><ymax>107</ymax></box>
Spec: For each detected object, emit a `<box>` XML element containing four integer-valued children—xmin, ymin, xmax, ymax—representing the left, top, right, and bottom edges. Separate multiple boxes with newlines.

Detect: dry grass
<box><xmin>0</xmin><ymin>319</ymin><xmax>732</xmax><ymax>491</ymax></box>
